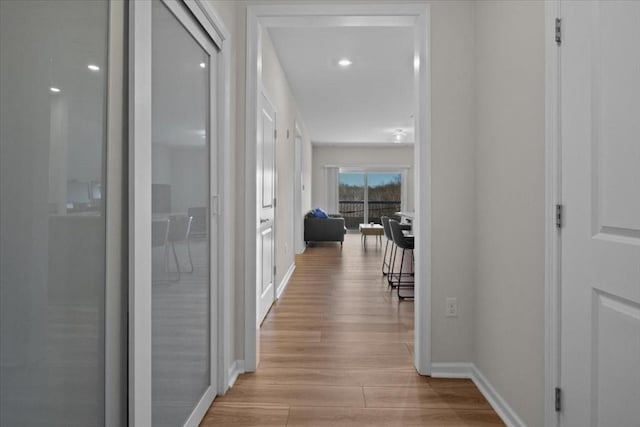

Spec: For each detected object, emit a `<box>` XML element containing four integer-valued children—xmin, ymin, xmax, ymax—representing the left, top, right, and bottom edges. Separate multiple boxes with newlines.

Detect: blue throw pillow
<box><xmin>312</xmin><ymin>208</ymin><xmax>329</xmax><ymax>219</ymax></box>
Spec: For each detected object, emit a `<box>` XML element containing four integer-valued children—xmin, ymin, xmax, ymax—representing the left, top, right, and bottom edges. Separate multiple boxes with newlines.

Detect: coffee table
<box><xmin>359</xmin><ymin>223</ymin><xmax>384</xmax><ymax>246</ymax></box>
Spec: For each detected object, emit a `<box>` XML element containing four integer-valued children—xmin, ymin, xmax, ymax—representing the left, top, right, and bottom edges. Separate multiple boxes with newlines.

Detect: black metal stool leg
<box><xmin>388</xmin><ymin>243</ymin><xmax>398</xmax><ymax>287</ymax></box>
<box><xmin>398</xmin><ymin>248</ymin><xmax>415</xmax><ymax>299</ymax></box>
<box><xmin>382</xmin><ymin>239</ymin><xmax>390</xmax><ymax>275</ymax></box>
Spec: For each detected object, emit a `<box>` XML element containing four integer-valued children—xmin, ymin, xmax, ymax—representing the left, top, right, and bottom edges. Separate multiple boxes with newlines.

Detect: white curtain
<box><xmin>325</xmin><ymin>166</ymin><xmax>339</xmax><ymax>214</ymax></box>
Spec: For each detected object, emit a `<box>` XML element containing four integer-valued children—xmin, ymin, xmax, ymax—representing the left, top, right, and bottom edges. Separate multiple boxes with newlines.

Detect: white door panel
<box><xmin>261</xmin><ymin>228</ymin><xmax>274</xmax><ymax>296</ymax></box>
<box><xmin>596</xmin><ymin>3</ymin><xmax>640</xmax><ymax>233</ymax></box>
<box><xmin>560</xmin><ymin>1</ymin><xmax>640</xmax><ymax>426</ymax></box>
<box><xmin>257</xmin><ymin>93</ymin><xmax>276</xmax><ymax>324</ymax></box>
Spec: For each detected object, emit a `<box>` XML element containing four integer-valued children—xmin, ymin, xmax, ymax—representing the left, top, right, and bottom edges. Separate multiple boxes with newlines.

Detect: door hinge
<box><xmin>274</xmin><ymin>129</ymin><xmax>277</xmax><ymax>139</ymax></box>
<box><xmin>555</xmin><ymin>387</ymin><xmax>562</xmax><ymax>412</ymax></box>
<box><xmin>273</xmin><ymin>198</ymin><xmax>277</xmax><ymax>208</ymax></box>
<box><xmin>556</xmin><ymin>204</ymin><xmax>563</xmax><ymax>229</ymax></box>
<box><xmin>273</xmin><ymin>265</ymin><xmax>276</xmax><ymax>276</ymax></box>
<box><xmin>555</xmin><ymin>18</ymin><xmax>562</xmax><ymax>46</ymax></box>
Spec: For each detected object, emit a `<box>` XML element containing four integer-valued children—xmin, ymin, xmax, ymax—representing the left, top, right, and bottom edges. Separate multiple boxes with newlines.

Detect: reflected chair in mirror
<box><xmin>167</xmin><ymin>215</ymin><xmax>194</xmax><ymax>281</ymax></box>
<box><xmin>187</xmin><ymin>206</ymin><xmax>207</xmax><ymax>238</ymax></box>
<box><xmin>388</xmin><ymin>219</ymin><xmax>415</xmax><ymax>299</ymax></box>
<box><xmin>152</xmin><ymin>218</ymin><xmax>170</xmax><ymax>283</ymax></box>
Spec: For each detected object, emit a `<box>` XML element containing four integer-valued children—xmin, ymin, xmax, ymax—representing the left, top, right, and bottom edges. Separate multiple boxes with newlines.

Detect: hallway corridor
<box><xmin>202</xmin><ymin>234</ymin><xmax>503</xmax><ymax>426</ymax></box>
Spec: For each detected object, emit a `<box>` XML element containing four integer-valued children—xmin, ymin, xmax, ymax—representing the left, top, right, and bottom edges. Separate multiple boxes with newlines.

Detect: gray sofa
<box><xmin>304</xmin><ymin>213</ymin><xmax>346</xmax><ymax>245</ymax></box>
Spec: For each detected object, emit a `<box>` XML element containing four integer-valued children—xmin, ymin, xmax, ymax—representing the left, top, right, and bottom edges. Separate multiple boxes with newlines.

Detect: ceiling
<box><xmin>267</xmin><ymin>26</ymin><xmax>415</xmax><ymax>144</ymax></box>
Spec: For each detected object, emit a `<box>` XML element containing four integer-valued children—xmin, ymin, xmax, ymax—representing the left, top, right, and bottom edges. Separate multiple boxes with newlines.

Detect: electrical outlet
<box><xmin>446</xmin><ymin>297</ymin><xmax>458</xmax><ymax>317</ymax></box>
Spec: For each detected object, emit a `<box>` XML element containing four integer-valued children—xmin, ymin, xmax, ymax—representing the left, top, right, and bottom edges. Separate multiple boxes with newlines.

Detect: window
<box><xmin>338</xmin><ymin>170</ymin><xmax>404</xmax><ymax>230</ymax></box>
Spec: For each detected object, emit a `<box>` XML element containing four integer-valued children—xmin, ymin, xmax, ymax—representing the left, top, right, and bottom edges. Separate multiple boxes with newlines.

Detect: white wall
<box><xmin>425</xmin><ymin>0</ymin><xmax>477</xmax><ymax>364</ymax></box>
<box><xmin>473</xmin><ymin>2</ymin><xmax>545</xmax><ymax>426</ymax></box>
<box><xmin>206</xmin><ymin>2</ymin><xmax>548</xmax><ymax>424</ymax></box>
<box><xmin>311</xmin><ymin>144</ymin><xmax>415</xmax><ymax>211</ymax></box>
<box><xmin>206</xmin><ymin>0</ymin><xmax>478</xmax><ymax>373</ymax></box>
<box><xmin>208</xmin><ymin>0</ymin><xmax>314</xmax><ymax>361</ymax></box>
<box><xmin>261</xmin><ymin>29</ymin><xmax>312</xmax><ymax>288</ymax></box>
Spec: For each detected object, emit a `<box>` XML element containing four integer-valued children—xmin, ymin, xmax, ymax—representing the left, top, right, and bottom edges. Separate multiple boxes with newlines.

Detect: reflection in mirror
<box><xmin>0</xmin><ymin>0</ymin><xmax>109</xmax><ymax>425</ymax></box>
<box><xmin>151</xmin><ymin>1</ymin><xmax>214</xmax><ymax>426</ymax></box>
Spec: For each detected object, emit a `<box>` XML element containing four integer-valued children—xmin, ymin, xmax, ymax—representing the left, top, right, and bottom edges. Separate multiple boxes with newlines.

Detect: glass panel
<box><xmin>0</xmin><ymin>1</ymin><xmax>109</xmax><ymax>425</ymax></box>
<box><xmin>151</xmin><ymin>2</ymin><xmax>212</xmax><ymax>426</ymax></box>
<box><xmin>367</xmin><ymin>173</ymin><xmax>402</xmax><ymax>224</ymax></box>
<box><xmin>339</xmin><ymin>173</ymin><xmax>365</xmax><ymax>230</ymax></box>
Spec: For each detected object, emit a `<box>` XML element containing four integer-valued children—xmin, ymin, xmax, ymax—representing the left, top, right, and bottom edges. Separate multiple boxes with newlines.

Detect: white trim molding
<box><xmin>430</xmin><ymin>362</ymin><xmax>474</xmax><ymax>379</ymax></box>
<box><xmin>225</xmin><ymin>360</ymin><xmax>245</xmax><ymax>393</ymax></box>
<box><xmin>431</xmin><ymin>363</ymin><xmax>527</xmax><ymax>427</ymax></box>
<box><xmin>472</xmin><ymin>366</ymin><xmax>527</xmax><ymax>427</ymax></box>
<box><xmin>544</xmin><ymin>1</ymin><xmax>561</xmax><ymax>427</ymax></box>
<box><xmin>244</xmin><ymin>3</ymin><xmax>432</xmax><ymax>375</ymax></box>
<box><xmin>128</xmin><ymin>1</ymin><xmax>153</xmax><ymax>424</ymax></box>
<box><xmin>195</xmin><ymin>0</ymin><xmax>236</xmax><ymax>398</ymax></box>
<box><xmin>312</xmin><ymin>141</ymin><xmax>415</xmax><ymax>148</ymax></box>
<box><xmin>276</xmin><ymin>263</ymin><xmax>296</xmax><ymax>300</ymax></box>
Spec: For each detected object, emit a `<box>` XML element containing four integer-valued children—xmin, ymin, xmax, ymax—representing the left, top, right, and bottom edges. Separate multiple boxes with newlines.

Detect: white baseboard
<box><xmin>430</xmin><ymin>363</ymin><xmax>526</xmax><ymax>427</ymax></box>
<box><xmin>276</xmin><ymin>263</ymin><xmax>295</xmax><ymax>299</ymax></box>
<box><xmin>430</xmin><ymin>362</ymin><xmax>474</xmax><ymax>378</ymax></box>
<box><xmin>470</xmin><ymin>365</ymin><xmax>527</xmax><ymax>427</ymax></box>
<box><xmin>225</xmin><ymin>359</ymin><xmax>245</xmax><ymax>393</ymax></box>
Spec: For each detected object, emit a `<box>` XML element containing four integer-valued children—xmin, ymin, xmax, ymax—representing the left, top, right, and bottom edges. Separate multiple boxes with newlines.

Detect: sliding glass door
<box><xmin>338</xmin><ymin>171</ymin><xmax>403</xmax><ymax>229</ymax></box>
<box><xmin>338</xmin><ymin>173</ymin><xmax>366</xmax><ymax>229</ymax></box>
<box><xmin>367</xmin><ymin>172</ymin><xmax>402</xmax><ymax>224</ymax></box>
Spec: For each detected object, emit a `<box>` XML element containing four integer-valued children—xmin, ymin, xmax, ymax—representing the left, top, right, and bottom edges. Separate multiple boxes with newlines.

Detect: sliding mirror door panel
<box><xmin>0</xmin><ymin>0</ymin><xmax>124</xmax><ymax>425</ymax></box>
<box><xmin>151</xmin><ymin>1</ymin><xmax>218</xmax><ymax>425</ymax></box>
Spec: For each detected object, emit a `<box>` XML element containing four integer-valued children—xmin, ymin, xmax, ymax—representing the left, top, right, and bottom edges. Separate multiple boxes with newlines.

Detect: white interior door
<box><xmin>560</xmin><ymin>1</ymin><xmax>640</xmax><ymax>426</ymax></box>
<box><xmin>257</xmin><ymin>93</ymin><xmax>276</xmax><ymax>325</ymax></box>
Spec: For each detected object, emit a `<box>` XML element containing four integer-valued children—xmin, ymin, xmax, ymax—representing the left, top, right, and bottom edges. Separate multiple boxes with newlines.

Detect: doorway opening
<box><xmin>244</xmin><ymin>3</ymin><xmax>432</xmax><ymax>375</ymax></box>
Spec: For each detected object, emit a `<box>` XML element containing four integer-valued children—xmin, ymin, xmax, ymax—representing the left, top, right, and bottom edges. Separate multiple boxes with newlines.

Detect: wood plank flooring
<box><xmin>201</xmin><ymin>233</ymin><xmax>503</xmax><ymax>426</ymax></box>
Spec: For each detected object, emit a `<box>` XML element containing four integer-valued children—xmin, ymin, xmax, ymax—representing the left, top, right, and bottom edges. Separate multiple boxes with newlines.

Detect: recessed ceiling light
<box><xmin>50</xmin><ymin>87</ymin><xmax>61</xmax><ymax>93</ymax></box>
<box><xmin>199</xmin><ymin>62</ymin><xmax>206</xmax><ymax>69</ymax></box>
<box><xmin>338</xmin><ymin>58</ymin><xmax>352</xmax><ymax>67</ymax></box>
<box><xmin>87</xmin><ymin>64</ymin><xmax>100</xmax><ymax>71</ymax></box>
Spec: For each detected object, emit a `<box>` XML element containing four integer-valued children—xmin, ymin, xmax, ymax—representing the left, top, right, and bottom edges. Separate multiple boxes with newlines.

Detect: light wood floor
<box><xmin>202</xmin><ymin>233</ymin><xmax>503</xmax><ymax>426</ymax></box>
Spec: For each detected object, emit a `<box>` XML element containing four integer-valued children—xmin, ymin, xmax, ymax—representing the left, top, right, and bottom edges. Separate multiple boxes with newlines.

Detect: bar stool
<box><xmin>382</xmin><ymin>216</ymin><xmax>412</xmax><ymax>279</ymax></box>
<box><xmin>388</xmin><ymin>219</ymin><xmax>415</xmax><ymax>299</ymax></box>
<box><xmin>381</xmin><ymin>216</ymin><xmax>394</xmax><ymax>276</ymax></box>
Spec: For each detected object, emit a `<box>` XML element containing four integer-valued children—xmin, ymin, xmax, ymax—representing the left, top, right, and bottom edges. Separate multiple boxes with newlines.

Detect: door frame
<box><xmin>244</xmin><ymin>3</ymin><xmax>432</xmax><ymax>374</ymax></box>
<box><xmin>105</xmin><ymin>1</ymin><xmax>126</xmax><ymax>425</ymax></box>
<box><xmin>293</xmin><ymin>121</ymin><xmax>305</xmax><ymax>254</ymax></box>
<box><xmin>544</xmin><ymin>1</ymin><xmax>561</xmax><ymax>427</ymax></box>
<box><xmin>128</xmin><ymin>1</ymin><xmax>232</xmax><ymax>426</ymax></box>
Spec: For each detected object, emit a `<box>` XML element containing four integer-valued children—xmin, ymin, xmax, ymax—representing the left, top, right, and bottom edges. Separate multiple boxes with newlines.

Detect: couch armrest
<box><xmin>304</xmin><ymin>216</ymin><xmax>346</xmax><ymax>242</ymax></box>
